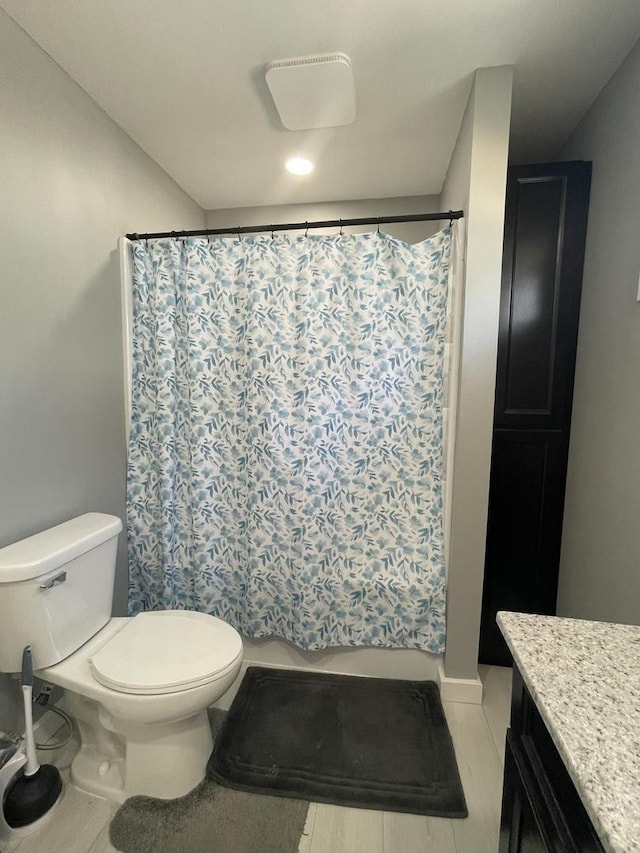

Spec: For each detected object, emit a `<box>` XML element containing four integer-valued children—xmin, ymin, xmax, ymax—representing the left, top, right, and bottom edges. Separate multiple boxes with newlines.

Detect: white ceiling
<box><xmin>3</xmin><ymin>1</ymin><xmax>640</xmax><ymax>211</ymax></box>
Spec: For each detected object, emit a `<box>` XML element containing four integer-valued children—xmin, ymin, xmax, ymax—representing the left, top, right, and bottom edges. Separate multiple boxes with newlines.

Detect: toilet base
<box><xmin>66</xmin><ymin>692</ymin><xmax>214</xmax><ymax>802</ymax></box>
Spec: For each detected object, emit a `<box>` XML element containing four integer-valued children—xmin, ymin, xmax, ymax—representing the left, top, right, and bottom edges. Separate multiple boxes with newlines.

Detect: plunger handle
<box><xmin>21</xmin><ymin>647</ymin><xmax>39</xmax><ymax>777</ymax></box>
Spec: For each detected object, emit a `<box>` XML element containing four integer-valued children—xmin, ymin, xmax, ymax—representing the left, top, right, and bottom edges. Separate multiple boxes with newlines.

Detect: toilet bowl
<box><xmin>38</xmin><ymin>611</ymin><xmax>243</xmax><ymax>801</ymax></box>
<box><xmin>0</xmin><ymin>514</ymin><xmax>244</xmax><ymax>804</ymax></box>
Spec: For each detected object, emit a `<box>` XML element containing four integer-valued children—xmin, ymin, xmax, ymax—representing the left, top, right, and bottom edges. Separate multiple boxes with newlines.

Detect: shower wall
<box><xmin>204</xmin><ymin>195</ymin><xmax>444</xmax><ymax>241</ymax></box>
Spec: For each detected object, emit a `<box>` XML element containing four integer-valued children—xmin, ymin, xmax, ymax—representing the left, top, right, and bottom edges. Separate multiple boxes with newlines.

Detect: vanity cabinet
<box><xmin>499</xmin><ymin>667</ymin><xmax>605</xmax><ymax>853</ymax></box>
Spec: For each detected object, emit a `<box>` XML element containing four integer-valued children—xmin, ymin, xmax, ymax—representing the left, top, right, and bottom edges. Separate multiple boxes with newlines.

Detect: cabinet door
<box><xmin>501</xmin><ymin>735</ymin><xmax>551</xmax><ymax>853</ymax></box>
<box><xmin>480</xmin><ymin>430</ymin><xmax>567</xmax><ymax>666</ymax></box>
<box><xmin>495</xmin><ymin>164</ymin><xmax>591</xmax><ymax>430</ymax></box>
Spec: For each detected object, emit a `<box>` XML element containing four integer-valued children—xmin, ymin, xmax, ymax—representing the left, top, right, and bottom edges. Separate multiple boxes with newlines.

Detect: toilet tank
<box><xmin>0</xmin><ymin>513</ymin><xmax>122</xmax><ymax>672</ymax></box>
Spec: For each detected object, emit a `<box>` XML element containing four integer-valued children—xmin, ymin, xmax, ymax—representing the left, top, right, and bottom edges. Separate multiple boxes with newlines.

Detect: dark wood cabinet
<box><xmin>480</xmin><ymin>162</ymin><xmax>591</xmax><ymax>665</ymax></box>
<box><xmin>500</xmin><ymin>668</ymin><xmax>605</xmax><ymax>853</ymax></box>
<box><xmin>481</xmin><ymin>431</ymin><xmax>568</xmax><ymax>664</ymax></box>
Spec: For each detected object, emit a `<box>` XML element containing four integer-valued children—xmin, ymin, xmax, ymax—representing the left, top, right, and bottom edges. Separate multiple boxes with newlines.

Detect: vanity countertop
<box><xmin>497</xmin><ymin>611</ymin><xmax>640</xmax><ymax>853</ymax></box>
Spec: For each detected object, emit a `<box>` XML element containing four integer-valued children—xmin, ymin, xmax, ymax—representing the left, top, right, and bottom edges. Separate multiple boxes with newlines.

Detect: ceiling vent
<box><xmin>265</xmin><ymin>53</ymin><xmax>355</xmax><ymax>131</ymax></box>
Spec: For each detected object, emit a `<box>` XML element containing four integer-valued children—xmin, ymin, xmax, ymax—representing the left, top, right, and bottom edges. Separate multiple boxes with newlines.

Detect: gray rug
<box><xmin>208</xmin><ymin>667</ymin><xmax>467</xmax><ymax>818</ymax></box>
<box><xmin>109</xmin><ymin>710</ymin><xmax>309</xmax><ymax>853</ymax></box>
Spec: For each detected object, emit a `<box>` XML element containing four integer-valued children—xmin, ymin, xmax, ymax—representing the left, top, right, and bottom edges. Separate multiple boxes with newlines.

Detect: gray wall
<box><xmin>440</xmin><ymin>67</ymin><xmax>513</xmax><ymax>682</ymax></box>
<box><xmin>556</xmin><ymin>40</ymin><xmax>640</xmax><ymax>625</ymax></box>
<box><xmin>206</xmin><ymin>195</ymin><xmax>443</xmax><ymax>243</ymax></box>
<box><xmin>0</xmin><ymin>11</ymin><xmax>203</xmax><ymax>727</ymax></box>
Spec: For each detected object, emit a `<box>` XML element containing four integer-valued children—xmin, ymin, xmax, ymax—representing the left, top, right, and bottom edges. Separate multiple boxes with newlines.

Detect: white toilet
<box><xmin>0</xmin><ymin>513</ymin><xmax>243</xmax><ymax>802</ymax></box>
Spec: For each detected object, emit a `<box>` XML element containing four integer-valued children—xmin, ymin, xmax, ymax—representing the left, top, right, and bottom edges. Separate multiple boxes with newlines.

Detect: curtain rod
<box><xmin>125</xmin><ymin>210</ymin><xmax>464</xmax><ymax>241</ymax></box>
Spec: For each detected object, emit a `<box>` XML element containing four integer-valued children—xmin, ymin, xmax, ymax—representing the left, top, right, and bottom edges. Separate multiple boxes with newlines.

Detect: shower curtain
<box><xmin>127</xmin><ymin>228</ymin><xmax>451</xmax><ymax>653</ymax></box>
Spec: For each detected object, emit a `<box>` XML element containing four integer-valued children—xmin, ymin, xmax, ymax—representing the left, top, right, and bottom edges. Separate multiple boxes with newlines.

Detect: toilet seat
<box><xmin>89</xmin><ymin>610</ymin><xmax>243</xmax><ymax>695</ymax></box>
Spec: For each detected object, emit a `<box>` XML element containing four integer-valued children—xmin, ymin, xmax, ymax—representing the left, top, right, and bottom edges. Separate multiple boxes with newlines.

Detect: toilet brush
<box><xmin>3</xmin><ymin>647</ymin><xmax>62</xmax><ymax>828</ymax></box>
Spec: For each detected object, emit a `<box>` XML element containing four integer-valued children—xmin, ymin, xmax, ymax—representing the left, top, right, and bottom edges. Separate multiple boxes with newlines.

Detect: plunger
<box><xmin>3</xmin><ymin>647</ymin><xmax>62</xmax><ymax>828</ymax></box>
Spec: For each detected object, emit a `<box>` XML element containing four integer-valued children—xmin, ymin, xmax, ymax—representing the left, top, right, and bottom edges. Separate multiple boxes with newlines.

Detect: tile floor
<box><xmin>3</xmin><ymin>665</ymin><xmax>512</xmax><ymax>853</ymax></box>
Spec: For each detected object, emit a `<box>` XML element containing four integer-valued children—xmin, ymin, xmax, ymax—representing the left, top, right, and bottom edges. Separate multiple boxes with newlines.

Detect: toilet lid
<box><xmin>89</xmin><ymin>611</ymin><xmax>243</xmax><ymax>695</ymax></box>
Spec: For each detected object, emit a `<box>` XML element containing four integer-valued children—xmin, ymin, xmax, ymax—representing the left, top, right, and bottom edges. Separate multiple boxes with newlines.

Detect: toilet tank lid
<box><xmin>0</xmin><ymin>514</ymin><xmax>122</xmax><ymax>583</ymax></box>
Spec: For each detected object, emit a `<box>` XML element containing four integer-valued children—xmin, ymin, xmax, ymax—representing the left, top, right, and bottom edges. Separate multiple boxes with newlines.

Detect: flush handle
<box><xmin>39</xmin><ymin>571</ymin><xmax>67</xmax><ymax>590</ymax></box>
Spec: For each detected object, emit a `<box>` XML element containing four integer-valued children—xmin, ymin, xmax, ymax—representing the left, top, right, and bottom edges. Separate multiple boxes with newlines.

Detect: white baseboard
<box><xmin>241</xmin><ymin>636</ymin><xmax>441</xmax><ymax>681</ymax></box>
<box><xmin>437</xmin><ymin>662</ymin><xmax>483</xmax><ymax>704</ymax></box>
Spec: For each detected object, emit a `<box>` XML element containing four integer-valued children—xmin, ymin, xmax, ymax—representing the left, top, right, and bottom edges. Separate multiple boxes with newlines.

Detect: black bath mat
<box><xmin>208</xmin><ymin>666</ymin><xmax>467</xmax><ymax>818</ymax></box>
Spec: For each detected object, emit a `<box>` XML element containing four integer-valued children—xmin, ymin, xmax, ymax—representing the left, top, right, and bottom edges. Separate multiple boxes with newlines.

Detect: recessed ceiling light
<box><xmin>285</xmin><ymin>157</ymin><xmax>314</xmax><ymax>176</ymax></box>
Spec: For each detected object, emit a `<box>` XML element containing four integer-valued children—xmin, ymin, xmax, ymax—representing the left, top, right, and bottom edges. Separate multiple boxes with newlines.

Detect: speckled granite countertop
<box><xmin>497</xmin><ymin>611</ymin><xmax>640</xmax><ymax>853</ymax></box>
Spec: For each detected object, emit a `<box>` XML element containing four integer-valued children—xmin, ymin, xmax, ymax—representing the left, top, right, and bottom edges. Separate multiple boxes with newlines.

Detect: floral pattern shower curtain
<box><xmin>127</xmin><ymin>228</ymin><xmax>451</xmax><ymax>653</ymax></box>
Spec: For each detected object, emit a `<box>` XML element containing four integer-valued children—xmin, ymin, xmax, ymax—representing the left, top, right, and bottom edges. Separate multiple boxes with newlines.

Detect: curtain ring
<box><xmin>305</xmin><ymin>221</ymin><xmax>309</xmax><ymax>238</ymax></box>
<box><xmin>237</xmin><ymin>226</ymin><xmax>242</xmax><ymax>242</ymax></box>
<box><xmin>376</xmin><ymin>218</ymin><xmax>380</xmax><ymax>233</ymax></box>
<box><xmin>271</xmin><ymin>226</ymin><xmax>275</xmax><ymax>240</ymax></box>
<box><xmin>339</xmin><ymin>219</ymin><xmax>344</xmax><ymax>237</ymax></box>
